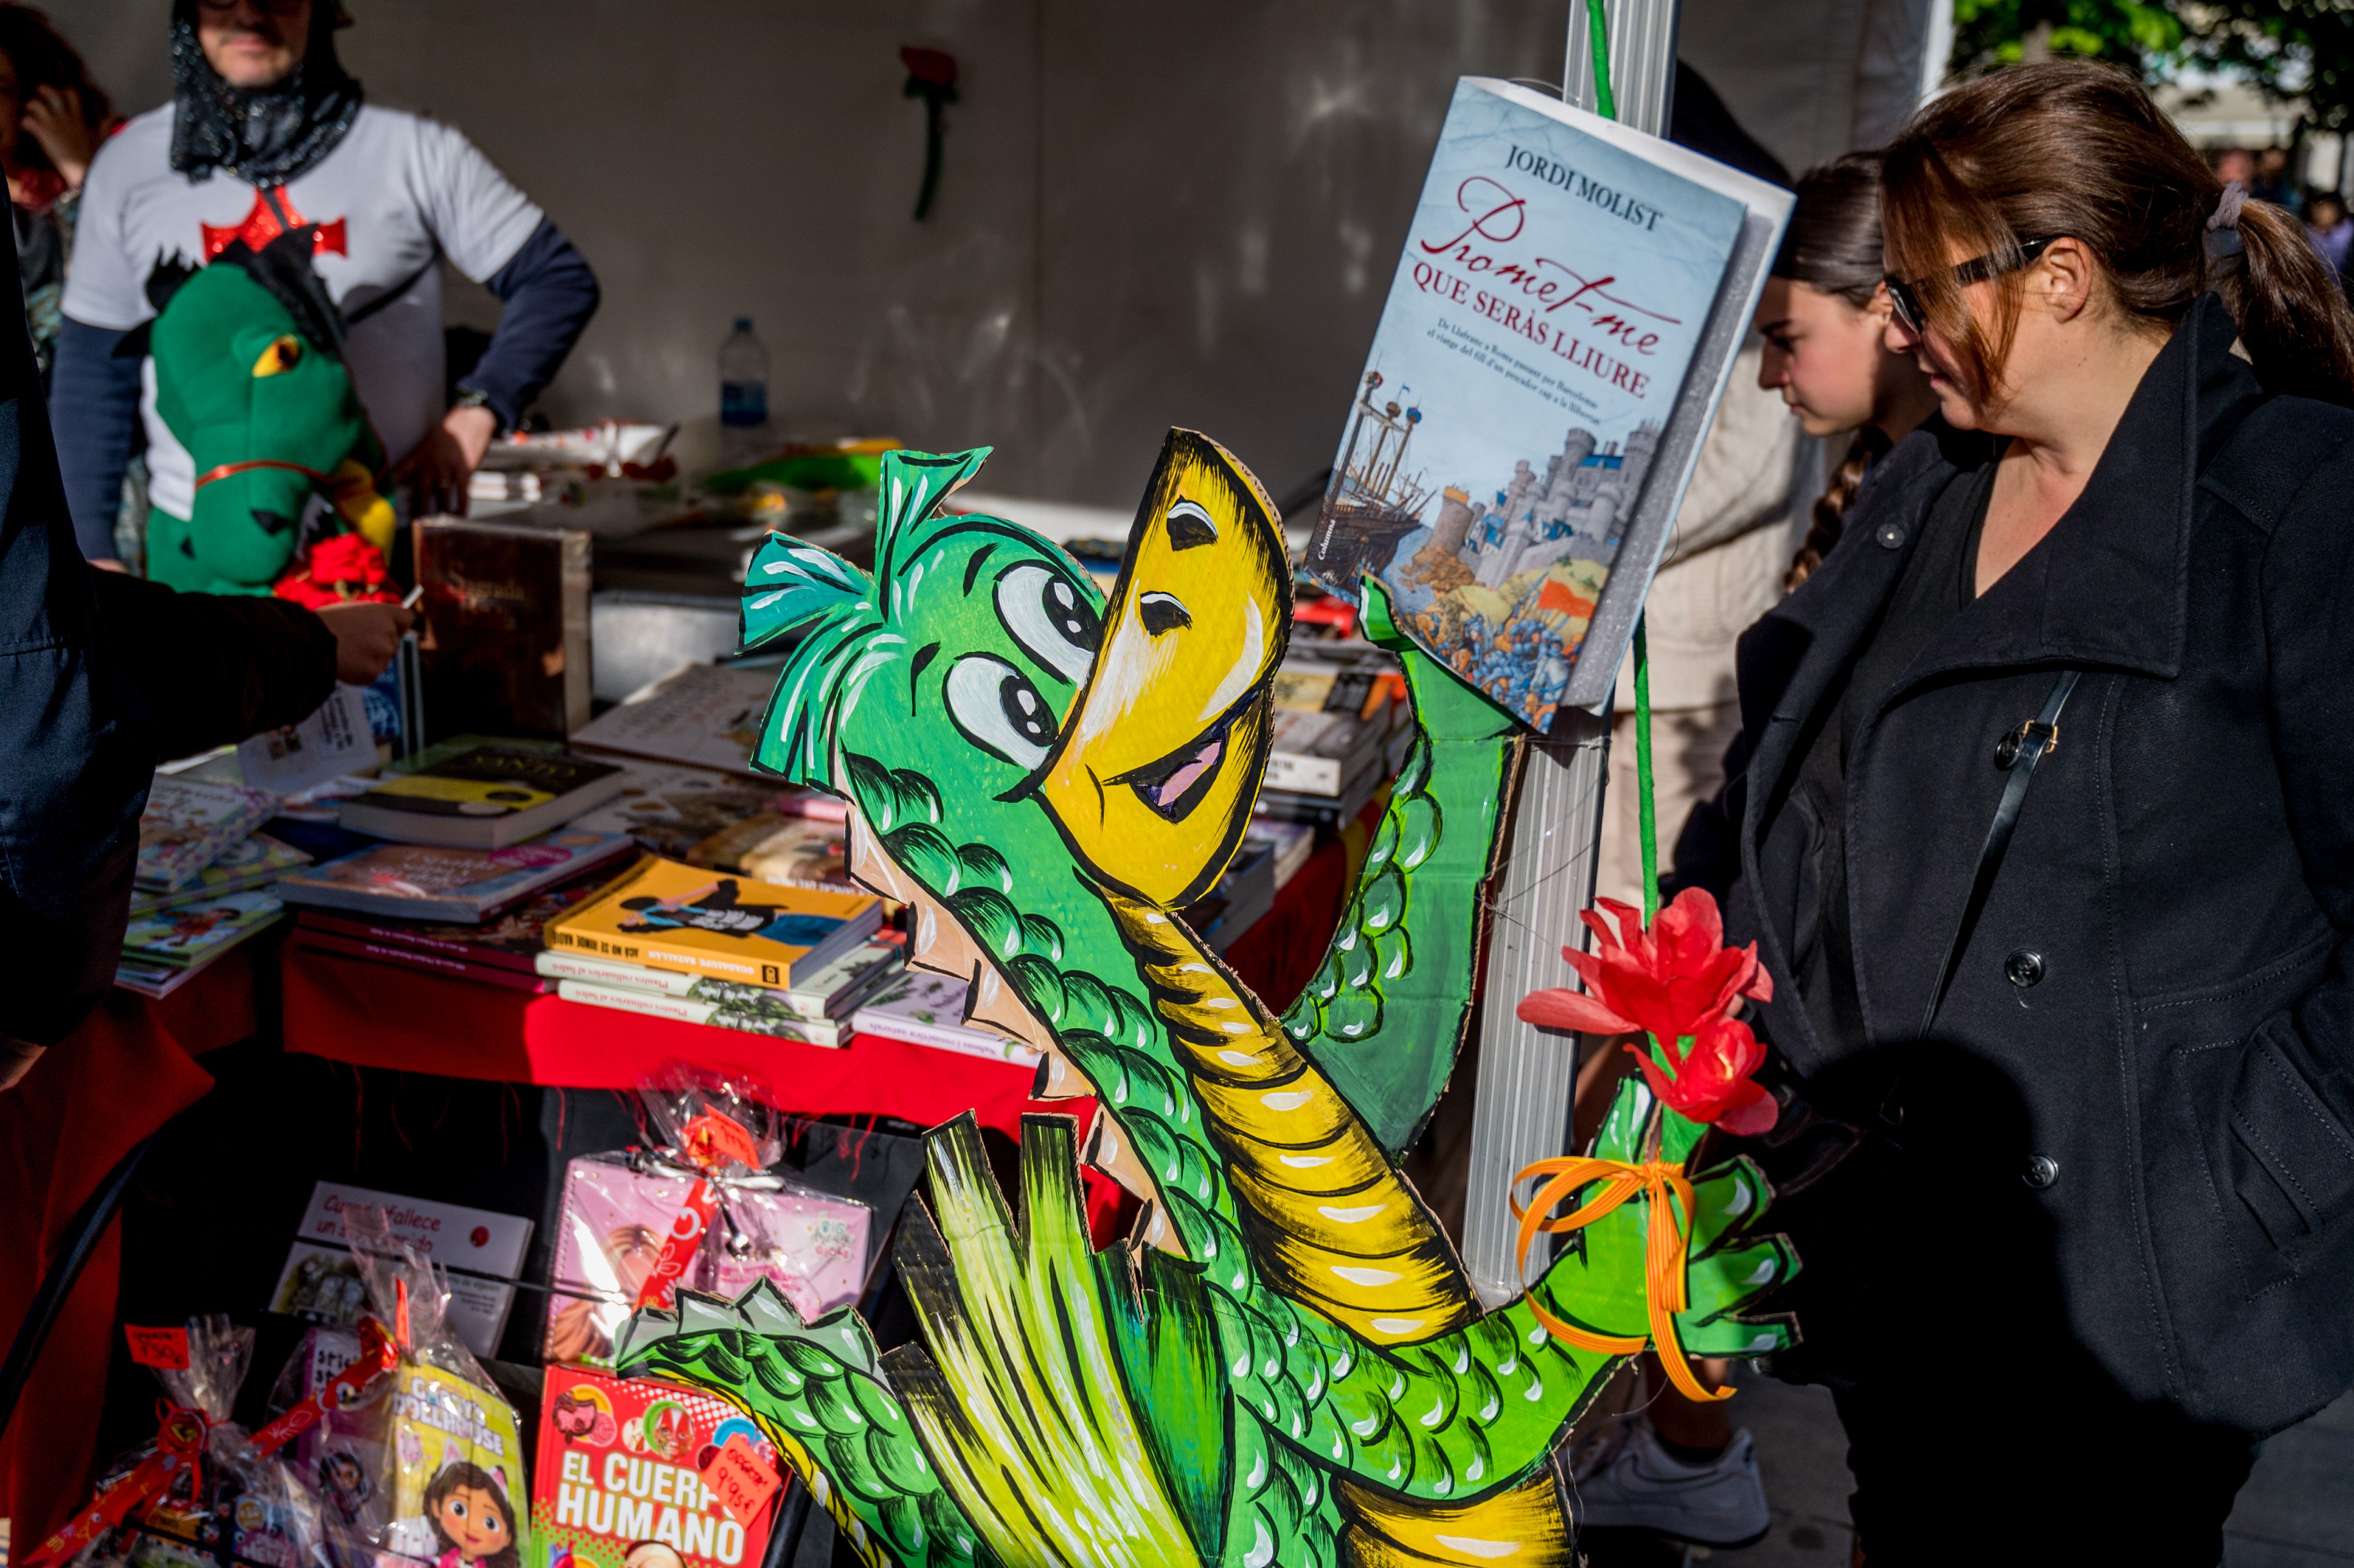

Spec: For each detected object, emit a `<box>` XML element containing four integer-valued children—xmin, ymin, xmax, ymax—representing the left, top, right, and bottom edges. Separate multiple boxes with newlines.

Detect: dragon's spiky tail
<box><xmin>614</xmin><ymin>1284</ymin><xmax>979</xmax><ymax>1567</ymax></box>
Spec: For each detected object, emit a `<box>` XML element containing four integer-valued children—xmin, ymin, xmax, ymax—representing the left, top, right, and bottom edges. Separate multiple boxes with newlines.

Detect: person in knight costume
<box><xmin>49</xmin><ymin>0</ymin><xmax>598</xmax><ymax>574</ymax></box>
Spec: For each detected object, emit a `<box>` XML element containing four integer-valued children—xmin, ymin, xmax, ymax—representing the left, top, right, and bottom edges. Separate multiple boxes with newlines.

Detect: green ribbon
<box><xmin>1583</xmin><ymin>0</ymin><xmax>1618</xmax><ymax>122</ymax></box>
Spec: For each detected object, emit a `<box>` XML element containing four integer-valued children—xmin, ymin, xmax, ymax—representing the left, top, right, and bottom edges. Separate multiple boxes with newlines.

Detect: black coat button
<box><xmin>2024</xmin><ymin>1155</ymin><xmax>2060</xmax><ymax>1190</ymax></box>
<box><xmin>1995</xmin><ymin>729</ymin><xmax>2022</xmax><ymax>769</ymax></box>
<box><xmin>2005</xmin><ymin>950</ymin><xmax>2045</xmax><ymax>988</ymax></box>
<box><xmin>1875</xmin><ymin>522</ymin><xmax>1906</xmax><ymax>550</ymax></box>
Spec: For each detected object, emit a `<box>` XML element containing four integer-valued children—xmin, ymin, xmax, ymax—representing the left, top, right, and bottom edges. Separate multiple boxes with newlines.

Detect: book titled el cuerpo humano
<box><xmin>547</xmin><ymin>856</ymin><xmax>882</xmax><ymax>991</ymax></box>
<box><xmin>1307</xmin><ymin>77</ymin><xmax>1789</xmax><ymax>730</ymax></box>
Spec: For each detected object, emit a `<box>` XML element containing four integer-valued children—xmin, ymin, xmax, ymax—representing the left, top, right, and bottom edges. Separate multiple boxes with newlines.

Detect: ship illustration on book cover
<box><xmin>1309</xmin><ymin>77</ymin><xmax>1754</xmax><ymax>729</ymax></box>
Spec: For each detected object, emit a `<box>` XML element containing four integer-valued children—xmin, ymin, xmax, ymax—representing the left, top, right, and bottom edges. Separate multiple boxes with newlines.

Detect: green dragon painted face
<box><xmin>145</xmin><ymin>231</ymin><xmax>391</xmax><ymax>595</ymax></box>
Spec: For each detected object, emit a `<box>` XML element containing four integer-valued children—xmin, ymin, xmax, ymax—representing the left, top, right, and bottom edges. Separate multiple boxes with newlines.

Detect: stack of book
<box><xmin>1254</xmin><ymin>649</ymin><xmax>1411</xmax><ymax>827</ymax></box>
<box><xmin>119</xmin><ymin>776</ymin><xmax>308</xmax><ymax>997</ymax></box>
<box><xmin>848</xmin><ymin>970</ymin><xmax>1043</xmax><ymax>1067</ymax></box>
<box><xmin>1180</xmin><ymin>835</ymin><xmax>1280</xmax><ymax>952</ymax></box>
<box><xmin>334</xmin><ymin>743</ymin><xmax>629</xmax><ymax>849</ymax></box>
<box><xmin>284</xmin><ymin>843</ymin><xmax>643</xmax><ymax>991</ymax></box>
<box><xmin>540</xmin><ymin>856</ymin><xmax>893</xmax><ymax>1041</ymax></box>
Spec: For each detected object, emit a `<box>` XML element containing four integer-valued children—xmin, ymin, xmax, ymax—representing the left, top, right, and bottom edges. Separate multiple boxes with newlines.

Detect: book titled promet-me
<box><xmin>1309</xmin><ymin>77</ymin><xmax>1791</xmax><ymax>730</ymax></box>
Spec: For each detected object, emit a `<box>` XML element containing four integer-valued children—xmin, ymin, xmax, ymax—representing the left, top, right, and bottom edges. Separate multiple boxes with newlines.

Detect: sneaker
<box><xmin>1568</xmin><ymin>1415</ymin><xmax>1772</xmax><ymax>1547</ymax></box>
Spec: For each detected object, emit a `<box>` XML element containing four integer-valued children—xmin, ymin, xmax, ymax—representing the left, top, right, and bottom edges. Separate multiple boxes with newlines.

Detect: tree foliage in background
<box><xmin>1948</xmin><ymin>0</ymin><xmax>2186</xmax><ymax>77</ymax></box>
<box><xmin>1950</xmin><ymin>0</ymin><xmax>2354</xmax><ymax>143</ymax></box>
<box><xmin>2183</xmin><ymin>2</ymin><xmax>2354</xmax><ymax>134</ymax></box>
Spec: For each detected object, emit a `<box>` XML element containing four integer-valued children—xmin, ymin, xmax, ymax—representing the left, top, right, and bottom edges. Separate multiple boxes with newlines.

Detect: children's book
<box><xmin>127</xmin><ymin>831</ymin><xmax>310</xmax><ymax>916</ymax></box>
<box><xmin>135</xmin><ymin>775</ymin><xmax>278</xmax><ymax>891</ymax></box>
<box><xmin>277</xmin><ymin>832</ymin><xmax>637</xmax><ymax>923</ymax></box>
<box><xmin>1306</xmin><ymin>77</ymin><xmax>1792</xmax><ymax>727</ymax></box>
<box><xmin>337</xmin><ymin>744</ymin><xmax>626</xmax><ymax>848</ymax></box>
<box><xmin>121</xmin><ymin>888</ymin><xmax>284</xmax><ymax>968</ymax></box>
<box><xmin>535</xmin><ymin>941</ymin><xmax>901</xmax><ymax>1020</ymax></box>
<box><xmin>545</xmin><ymin>856</ymin><xmax>882</xmax><ymax>991</ymax></box>
<box><xmin>568</xmin><ymin>662</ymin><xmax>785</xmax><ymax>779</ymax></box>
<box><xmin>850</xmin><ymin>969</ymin><xmax>1043</xmax><ymax>1067</ymax></box>
<box><xmin>268</xmin><ymin>1181</ymin><xmax>534</xmax><ymax>1358</ymax></box>
<box><xmin>533</xmin><ymin>1367</ymin><xmax>782</xmax><ymax>1568</ymax></box>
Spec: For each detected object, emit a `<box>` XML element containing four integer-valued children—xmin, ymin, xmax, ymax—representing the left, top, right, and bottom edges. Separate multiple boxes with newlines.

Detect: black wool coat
<box><xmin>1725</xmin><ymin>296</ymin><xmax>2354</xmax><ymax>1436</ymax></box>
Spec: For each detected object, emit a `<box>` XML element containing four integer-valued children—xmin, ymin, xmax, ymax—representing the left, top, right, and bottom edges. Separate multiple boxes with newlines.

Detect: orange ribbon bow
<box><xmin>1511</xmin><ymin>1154</ymin><xmax>1728</xmax><ymax>1404</ymax></box>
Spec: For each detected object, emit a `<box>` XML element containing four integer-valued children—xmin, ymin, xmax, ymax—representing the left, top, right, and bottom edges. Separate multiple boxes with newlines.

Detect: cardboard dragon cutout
<box><xmin>616</xmin><ymin>437</ymin><xmax>1798</xmax><ymax>1566</ymax></box>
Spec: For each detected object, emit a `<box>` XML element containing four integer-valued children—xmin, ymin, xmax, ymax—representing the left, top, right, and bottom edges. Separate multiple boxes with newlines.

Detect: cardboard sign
<box><xmin>123</xmin><ymin>1325</ymin><xmax>189</xmax><ymax>1369</ymax></box>
<box><xmin>700</xmin><ymin>1434</ymin><xmax>781</xmax><ymax>1526</ymax></box>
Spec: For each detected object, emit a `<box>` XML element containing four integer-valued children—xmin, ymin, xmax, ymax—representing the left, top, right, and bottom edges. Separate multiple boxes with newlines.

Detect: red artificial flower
<box><xmin>273</xmin><ymin>531</ymin><xmax>398</xmax><ymax>609</ymax></box>
<box><xmin>1518</xmin><ymin>886</ymin><xmax>1778</xmax><ymax>1135</ymax></box>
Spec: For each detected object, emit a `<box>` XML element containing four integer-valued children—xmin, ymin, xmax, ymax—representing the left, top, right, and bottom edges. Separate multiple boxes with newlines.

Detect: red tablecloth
<box><xmin>0</xmin><ymin>949</ymin><xmax>258</xmax><ymax>1552</ymax></box>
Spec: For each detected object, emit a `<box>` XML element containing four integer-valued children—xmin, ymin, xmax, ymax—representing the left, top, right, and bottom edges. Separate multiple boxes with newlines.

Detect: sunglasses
<box><xmin>1885</xmin><ymin>236</ymin><xmax>2060</xmax><ymax>337</ymax></box>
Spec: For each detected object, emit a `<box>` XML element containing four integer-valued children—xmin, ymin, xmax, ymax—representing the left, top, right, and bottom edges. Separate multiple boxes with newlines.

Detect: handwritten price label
<box><xmin>683</xmin><ymin>1110</ymin><xmax>760</xmax><ymax>1171</ymax></box>
<box><xmin>124</xmin><ymin>1325</ymin><xmax>190</xmax><ymax>1370</ymax></box>
<box><xmin>699</xmin><ymin>1434</ymin><xmax>780</xmax><ymax>1525</ymax></box>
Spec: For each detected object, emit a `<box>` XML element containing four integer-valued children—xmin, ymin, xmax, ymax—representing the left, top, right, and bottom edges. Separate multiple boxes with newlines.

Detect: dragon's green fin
<box><xmin>885</xmin><ymin>1113</ymin><xmax>1204</xmax><ymax>1567</ymax></box>
<box><xmin>1097</xmin><ymin>1242</ymin><xmax>1230</xmax><ymax>1561</ymax></box>
<box><xmin>1287</xmin><ymin>578</ymin><xmax>1523</xmax><ymax>1154</ymax></box>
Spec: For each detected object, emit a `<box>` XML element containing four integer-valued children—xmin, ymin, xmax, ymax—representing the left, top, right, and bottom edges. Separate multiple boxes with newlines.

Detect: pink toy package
<box><xmin>544</xmin><ymin>1152</ymin><xmax>870</xmax><ymax>1366</ymax></box>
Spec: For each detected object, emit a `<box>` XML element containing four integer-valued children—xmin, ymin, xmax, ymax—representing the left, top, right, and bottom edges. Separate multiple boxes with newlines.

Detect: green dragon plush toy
<box><xmin>617</xmin><ymin>436</ymin><xmax>1798</xmax><ymax>1566</ymax></box>
<box><xmin>139</xmin><ymin>226</ymin><xmax>396</xmax><ymax>601</ymax></box>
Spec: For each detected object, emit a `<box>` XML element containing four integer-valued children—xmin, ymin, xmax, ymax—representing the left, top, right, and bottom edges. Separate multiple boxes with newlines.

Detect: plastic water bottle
<box><xmin>719</xmin><ymin>318</ymin><xmax>769</xmax><ymax>428</ymax></box>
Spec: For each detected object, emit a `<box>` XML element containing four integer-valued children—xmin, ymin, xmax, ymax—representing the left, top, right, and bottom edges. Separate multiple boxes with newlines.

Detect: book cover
<box><xmin>534</xmin><ymin>1367</ymin><xmax>781</xmax><ymax>1568</ymax></box>
<box><xmin>278</xmin><ymin>831</ymin><xmax>637</xmax><ymax>923</ymax></box>
<box><xmin>1306</xmin><ymin>77</ymin><xmax>1787</xmax><ymax>727</ymax></box>
<box><xmin>535</xmin><ymin>941</ymin><xmax>901</xmax><ymax>1020</ymax></box>
<box><xmin>269</xmin><ymin>1181</ymin><xmax>533</xmax><ymax>1358</ymax></box>
<box><xmin>1264</xmin><ymin>707</ymin><xmax>1385</xmax><ymax>796</ymax></box>
<box><xmin>552</xmin><ymin>978</ymin><xmax>847</xmax><ymax>1045</ymax></box>
<box><xmin>1251</xmin><ymin>817</ymin><xmax>1318</xmax><ymax>889</ymax></box>
<box><xmin>339</xmin><ymin>743</ymin><xmax>627</xmax><ymax>848</ymax></box>
<box><xmin>121</xmin><ymin>888</ymin><xmax>284</xmax><ymax>967</ymax></box>
<box><xmin>416</xmin><ymin>516</ymin><xmax>593</xmax><ymax>740</ymax></box>
<box><xmin>850</xmin><ymin>970</ymin><xmax>1042</xmax><ymax>1067</ymax></box>
<box><xmin>135</xmin><ymin>775</ymin><xmax>278</xmax><ymax>892</ymax></box>
<box><xmin>293</xmin><ymin>855</ymin><xmax>639</xmax><ymax>971</ymax></box>
<box><xmin>690</xmin><ymin>812</ymin><xmax>851</xmax><ymax>890</ymax></box>
<box><xmin>569</xmin><ymin>663</ymin><xmax>783</xmax><ymax>778</ymax></box>
<box><xmin>127</xmin><ymin>831</ymin><xmax>310</xmax><ymax>916</ymax></box>
<box><xmin>546</xmin><ymin>856</ymin><xmax>882</xmax><ymax>990</ymax></box>
<box><xmin>546</xmin><ymin>1152</ymin><xmax>869</xmax><ymax>1367</ymax></box>
<box><xmin>565</xmin><ymin>762</ymin><xmax>801</xmax><ymax>860</ymax></box>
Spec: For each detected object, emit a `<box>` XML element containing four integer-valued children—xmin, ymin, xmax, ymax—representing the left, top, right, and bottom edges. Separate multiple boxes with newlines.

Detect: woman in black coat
<box><xmin>1722</xmin><ymin>63</ymin><xmax>2354</xmax><ymax>1563</ymax></box>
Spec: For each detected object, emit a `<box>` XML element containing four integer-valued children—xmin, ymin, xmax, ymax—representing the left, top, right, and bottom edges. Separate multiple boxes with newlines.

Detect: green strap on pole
<box><xmin>1584</xmin><ymin>0</ymin><xmax>1619</xmax><ymax>122</ymax></box>
<box><xmin>1582</xmin><ymin>0</ymin><xmax>1653</xmax><ymax>924</ymax></box>
<box><xmin>1633</xmin><ymin>613</ymin><xmax>1658</xmax><ymax>925</ymax></box>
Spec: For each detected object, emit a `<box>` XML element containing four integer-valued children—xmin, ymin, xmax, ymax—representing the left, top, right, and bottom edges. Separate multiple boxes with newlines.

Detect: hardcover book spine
<box><xmin>295</xmin><ymin>932</ymin><xmax>553</xmax><ymax>994</ymax></box>
<box><xmin>851</xmin><ymin>1015</ymin><xmax>1042</xmax><ymax>1067</ymax></box>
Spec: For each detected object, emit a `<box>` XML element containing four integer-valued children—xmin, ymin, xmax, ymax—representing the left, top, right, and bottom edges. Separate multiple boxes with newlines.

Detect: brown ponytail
<box><xmin>1786</xmin><ymin>426</ymin><xmax>1892</xmax><ymax>590</ymax></box>
<box><xmin>1881</xmin><ymin>61</ymin><xmax>2354</xmax><ymax>408</ymax></box>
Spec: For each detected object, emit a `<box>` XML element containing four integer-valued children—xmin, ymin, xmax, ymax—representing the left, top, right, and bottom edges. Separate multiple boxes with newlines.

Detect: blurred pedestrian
<box><xmin>0</xmin><ymin>4</ymin><xmax>112</xmax><ymax>381</ymax></box>
<box><xmin>2306</xmin><ymin>191</ymin><xmax>2351</xmax><ymax>280</ymax></box>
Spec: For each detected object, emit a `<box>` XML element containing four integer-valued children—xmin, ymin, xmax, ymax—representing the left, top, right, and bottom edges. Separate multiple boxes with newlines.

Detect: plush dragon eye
<box><xmin>945</xmin><ymin>654</ymin><xmax>1055</xmax><ymax>770</ymax></box>
<box><xmin>995</xmin><ymin>562</ymin><xmax>1100</xmax><ymax>685</ymax></box>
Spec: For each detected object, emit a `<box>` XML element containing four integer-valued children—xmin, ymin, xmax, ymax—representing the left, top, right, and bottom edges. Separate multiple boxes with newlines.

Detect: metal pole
<box><xmin>1458</xmin><ymin>0</ymin><xmax>1684</xmax><ymax>1306</ymax></box>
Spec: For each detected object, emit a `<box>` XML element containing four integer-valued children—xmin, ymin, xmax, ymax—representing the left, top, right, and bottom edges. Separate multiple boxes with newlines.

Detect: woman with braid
<box><xmin>1756</xmin><ymin>152</ymin><xmax>1940</xmax><ymax>586</ymax></box>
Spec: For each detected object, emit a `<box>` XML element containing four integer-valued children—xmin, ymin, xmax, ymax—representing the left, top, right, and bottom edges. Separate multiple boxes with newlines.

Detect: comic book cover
<box><xmin>533</xmin><ymin>1368</ymin><xmax>780</xmax><ymax>1568</ymax></box>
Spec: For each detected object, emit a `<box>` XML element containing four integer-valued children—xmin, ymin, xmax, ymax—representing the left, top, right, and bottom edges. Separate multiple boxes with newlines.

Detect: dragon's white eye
<box><xmin>995</xmin><ymin>562</ymin><xmax>1099</xmax><ymax>685</ymax></box>
<box><xmin>945</xmin><ymin>654</ymin><xmax>1053</xmax><ymax>770</ymax></box>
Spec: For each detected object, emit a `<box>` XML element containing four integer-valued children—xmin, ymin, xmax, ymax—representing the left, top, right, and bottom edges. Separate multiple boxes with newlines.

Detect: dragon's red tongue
<box><xmin>1153</xmin><ymin>737</ymin><xmax>1223</xmax><ymax>811</ymax></box>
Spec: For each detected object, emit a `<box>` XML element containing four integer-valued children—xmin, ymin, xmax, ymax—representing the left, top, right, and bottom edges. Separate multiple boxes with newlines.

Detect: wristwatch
<box><xmin>452</xmin><ymin>386</ymin><xmax>500</xmax><ymax>431</ymax></box>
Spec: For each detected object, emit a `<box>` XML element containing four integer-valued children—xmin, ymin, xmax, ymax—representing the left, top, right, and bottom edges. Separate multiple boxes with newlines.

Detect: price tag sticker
<box><xmin>700</xmin><ymin>1433</ymin><xmax>781</xmax><ymax>1525</ymax></box>
<box><xmin>124</xmin><ymin>1326</ymin><xmax>190</xmax><ymax>1370</ymax></box>
<box><xmin>683</xmin><ymin>1110</ymin><xmax>761</xmax><ymax>1171</ymax></box>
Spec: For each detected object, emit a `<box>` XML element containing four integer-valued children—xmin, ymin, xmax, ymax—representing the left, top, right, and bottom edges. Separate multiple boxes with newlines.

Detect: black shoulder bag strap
<box><xmin>1917</xmin><ymin>669</ymin><xmax>2083</xmax><ymax>1036</ymax></box>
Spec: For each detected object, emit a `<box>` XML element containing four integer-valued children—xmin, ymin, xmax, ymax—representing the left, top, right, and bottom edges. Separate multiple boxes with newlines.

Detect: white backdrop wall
<box><xmin>50</xmin><ymin>1</ymin><xmax>1929</xmax><ymax>507</ymax></box>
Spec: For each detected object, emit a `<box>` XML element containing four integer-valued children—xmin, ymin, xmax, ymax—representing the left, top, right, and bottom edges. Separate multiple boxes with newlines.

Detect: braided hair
<box><xmin>1771</xmin><ymin>153</ymin><xmax>1891</xmax><ymax>590</ymax></box>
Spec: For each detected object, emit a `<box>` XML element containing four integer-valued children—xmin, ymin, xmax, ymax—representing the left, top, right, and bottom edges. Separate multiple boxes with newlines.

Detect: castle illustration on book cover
<box><xmin>1310</xmin><ymin>78</ymin><xmax>1749</xmax><ymax>729</ymax></box>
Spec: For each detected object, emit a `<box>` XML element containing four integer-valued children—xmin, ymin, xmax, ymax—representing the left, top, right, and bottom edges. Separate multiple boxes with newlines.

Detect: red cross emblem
<box><xmin>200</xmin><ymin>188</ymin><xmax>349</xmax><ymax>262</ymax></box>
